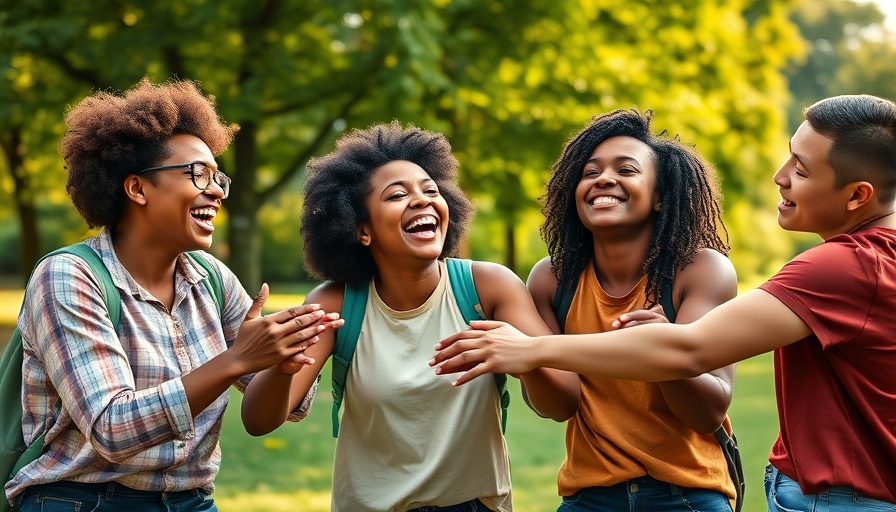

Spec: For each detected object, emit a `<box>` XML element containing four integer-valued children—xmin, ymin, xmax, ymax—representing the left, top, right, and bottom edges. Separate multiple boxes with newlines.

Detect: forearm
<box><xmin>658</xmin><ymin>372</ymin><xmax>733</xmax><ymax>434</ymax></box>
<box><xmin>182</xmin><ymin>349</ymin><xmax>251</xmax><ymax>417</ymax></box>
<box><xmin>536</xmin><ymin>325</ymin><xmax>707</xmax><ymax>381</ymax></box>
<box><xmin>519</xmin><ymin>368</ymin><xmax>580</xmax><ymax>421</ymax></box>
<box><xmin>241</xmin><ymin>366</ymin><xmax>313</xmax><ymax>436</ymax></box>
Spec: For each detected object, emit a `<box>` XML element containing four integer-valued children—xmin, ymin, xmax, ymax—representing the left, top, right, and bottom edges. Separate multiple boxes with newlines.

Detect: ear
<box><xmin>123</xmin><ymin>175</ymin><xmax>149</xmax><ymax>205</ymax></box>
<box><xmin>846</xmin><ymin>181</ymin><xmax>874</xmax><ymax>211</ymax></box>
<box><xmin>357</xmin><ymin>225</ymin><xmax>371</xmax><ymax>246</ymax></box>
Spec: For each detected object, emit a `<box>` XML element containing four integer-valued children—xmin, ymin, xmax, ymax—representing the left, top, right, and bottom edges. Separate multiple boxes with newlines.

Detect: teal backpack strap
<box><xmin>186</xmin><ymin>252</ymin><xmax>224</xmax><ymax>315</ymax></box>
<box><xmin>2</xmin><ymin>243</ymin><xmax>119</xmax><ymax>483</ymax></box>
<box><xmin>445</xmin><ymin>258</ymin><xmax>509</xmax><ymax>434</ymax></box>
<box><xmin>331</xmin><ymin>282</ymin><xmax>368</xmax><ymax>438</ymax></box>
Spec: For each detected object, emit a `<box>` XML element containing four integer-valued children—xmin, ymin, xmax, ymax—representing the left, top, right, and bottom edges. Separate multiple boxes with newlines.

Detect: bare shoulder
<box><xmin>469</xmin><ymin>259</ymin><xmax>524</xmax><ymax>288</ymax></box>
<box><xmin>526</xmin><ymin>256</ymin><xmax>557</xmax><ymax>299</ymax></box>
<box><xmin>679</xmin><ymin>248</ymin><xmax>736</xmax><ymax>283</ymax></box>
<box><xmin>305</xmin><ymin>281</ymin><xmax>347</xmax><ymax>314</ymax></box>
<box><xmin>673</xmin><ymin>248</ymin><xmax>737</xmax><ymax>318</ymax></box>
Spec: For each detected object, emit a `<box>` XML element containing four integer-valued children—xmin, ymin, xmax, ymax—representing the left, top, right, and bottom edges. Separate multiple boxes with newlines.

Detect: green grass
<box><xmin>215</xmin><ymin>354</ymin><xmax>778</xmax><ymax>512</ymax></box>
<box><xmin>1</xmin><ymin>290</ymin><xmax>778</xmax><ymax>511</ymax></box>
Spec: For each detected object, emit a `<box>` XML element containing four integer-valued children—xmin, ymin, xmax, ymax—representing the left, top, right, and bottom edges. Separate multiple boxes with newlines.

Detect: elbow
<box><xmin>241</xmin><ymin>412</ymin><xmax>278</xmax><ymax>437</ymax></box>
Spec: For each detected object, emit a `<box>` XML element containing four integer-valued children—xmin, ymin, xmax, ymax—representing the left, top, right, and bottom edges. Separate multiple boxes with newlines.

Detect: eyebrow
<box><xmin>585</xmin><ymin>155</ymin><xmax>643</xmax><ymax>167</ymax></box>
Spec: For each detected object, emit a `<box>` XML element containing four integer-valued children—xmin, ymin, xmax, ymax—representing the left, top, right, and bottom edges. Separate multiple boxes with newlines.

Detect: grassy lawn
<box><xmin>1</xmin><ymin>289</ymin><xmax>778</xmax><ymax>511</ymax></box>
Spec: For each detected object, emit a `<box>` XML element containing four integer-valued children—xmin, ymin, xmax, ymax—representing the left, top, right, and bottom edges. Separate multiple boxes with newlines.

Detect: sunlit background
<box><xmin>1</xmin><ymin>1</ymin><xmax>894</xmax><ymax>510</ymax></box>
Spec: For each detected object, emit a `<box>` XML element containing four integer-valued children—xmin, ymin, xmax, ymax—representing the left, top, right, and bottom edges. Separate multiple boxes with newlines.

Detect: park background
<box><xmin>1</xmin><ymin>0</ymin><xmax>894</xmax><ymax>510</ymax></box>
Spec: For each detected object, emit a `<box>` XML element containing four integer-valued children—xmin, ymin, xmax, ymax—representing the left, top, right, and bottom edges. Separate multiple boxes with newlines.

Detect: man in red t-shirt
<box><xmin>431</xmin><ymin>94</ymin><xmax>896</xmax><ymax>510</ymax></box>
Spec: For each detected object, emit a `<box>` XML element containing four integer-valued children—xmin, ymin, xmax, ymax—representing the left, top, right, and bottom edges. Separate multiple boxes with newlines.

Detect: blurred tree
<box><xmin>1</xmin><ymin>0</ymin><xmax>804</xmax><ymax>286</ymax></box>
<box><xmin>786</xmin><ymin>0</ymin><xmax>893</xmax><ymax>131</ymax></box>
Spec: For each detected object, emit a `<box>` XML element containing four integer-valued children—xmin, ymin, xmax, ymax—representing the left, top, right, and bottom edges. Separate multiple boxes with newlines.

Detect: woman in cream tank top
<box><xmin>241</xmin><ymin>122</ymin><xmax>556</xmax><ymax>511</ymax></box>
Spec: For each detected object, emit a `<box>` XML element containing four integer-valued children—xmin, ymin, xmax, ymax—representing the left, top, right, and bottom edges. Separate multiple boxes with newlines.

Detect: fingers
<box><xmin>246</xmin><ymin>283</ymin><xmax>270</xmax><ymax>320</ymax></box>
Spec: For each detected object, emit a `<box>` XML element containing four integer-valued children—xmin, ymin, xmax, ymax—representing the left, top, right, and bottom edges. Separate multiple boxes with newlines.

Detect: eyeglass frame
<box><xmin>135</xmin><ymin>161</ymin><xmax>231</xmax><ymax>199</ymax></box>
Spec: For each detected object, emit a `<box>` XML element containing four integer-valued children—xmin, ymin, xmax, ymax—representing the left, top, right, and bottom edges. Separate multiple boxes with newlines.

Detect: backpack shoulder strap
<box><xmin>659</xmin><ymin>278</ymin><xmax>676</xmax><ymax>323</ymax></box>
<box><xmin>446</xmin><ymin>258</ymin><xmax>509</xmax><ymax>434</ymax></box>
<box><xmin>186</xmin><ymin>251</ymin><xmax>224</xmax><ymax>315</ymax></box>
<box><xmin>2</xmin><ymin>243</ymin><xmax>119</xmax><ymax>481</ymax></box>
<box><xmin>551</xmin><ymin>282</ymin><xmax>575</xmax><ymax>335</ymax></box>
<box><xmin>331</xmin><ymin>281</ymin><xmax>368</xmax><ymax>438</ymax></box>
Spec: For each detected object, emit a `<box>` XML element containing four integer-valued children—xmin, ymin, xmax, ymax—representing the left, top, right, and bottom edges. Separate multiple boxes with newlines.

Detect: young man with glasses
<box><xmin>6</xmin><ymin>79</ymin><xmax>342</xmax><ymax>512</ymax></box>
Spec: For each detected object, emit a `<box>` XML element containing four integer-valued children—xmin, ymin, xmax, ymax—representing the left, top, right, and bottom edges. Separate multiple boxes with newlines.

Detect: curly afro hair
<box><xmin>542</xmin><ymin>109</ymin><xmax>729</xmax><ymax>307</ymax></box>
<box><xmin>62</xmin><ymin>78</ymin><xmax>236</xmax><ymax>229</ymax></box>
<box><xmin>302</xmin><ymin>121</ymin><xmax>474</xmax><ymax>284</ymax></box>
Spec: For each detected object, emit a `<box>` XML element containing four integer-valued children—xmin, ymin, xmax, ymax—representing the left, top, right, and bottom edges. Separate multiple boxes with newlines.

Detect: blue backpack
<box><xmin>0</xmin><ymin>244</ymin><xmax>222</xmax><ymax>511</ymax></box>
<box><xmin>330</xmin><ymin>258</ymin><xmax>509</xmax><ymax>437</ymax></box>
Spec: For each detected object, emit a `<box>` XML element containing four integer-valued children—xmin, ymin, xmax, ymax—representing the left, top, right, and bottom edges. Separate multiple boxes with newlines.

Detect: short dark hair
<box><xmin>542</xmin><ymin>109</ymin><xmax>729</xmax><ymax>307</ymax></box>
<box><xmin>301</xmin><ymin>121</ymin><xmax>474</xmax><ymax>284</ymax></box>
<box><xmin>805</xmin><ymin>94</ymin><xmax>896</xmax><ymax>203</ymax></box>
<box><xmin>62</xmin><ymin>78</ymin><xmax>236</xmax><ymax>229</ymax></box>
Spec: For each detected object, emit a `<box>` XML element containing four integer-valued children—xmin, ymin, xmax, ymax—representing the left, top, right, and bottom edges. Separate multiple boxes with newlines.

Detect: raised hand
<box><xmin>230</xmin><ymin>284</ymin><xmax>337</xmax><ymax>374</ymax></box>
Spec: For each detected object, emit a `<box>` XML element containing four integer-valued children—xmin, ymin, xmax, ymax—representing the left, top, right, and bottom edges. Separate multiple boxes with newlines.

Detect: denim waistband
<box><xmin>31</xmin><ymin>480</ymin><xmax>206</xmax><ymax>500</ymax></box>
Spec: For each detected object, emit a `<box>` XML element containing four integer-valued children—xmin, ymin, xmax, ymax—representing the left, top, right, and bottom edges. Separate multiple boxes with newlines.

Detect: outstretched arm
<box><xmin>241</xmin><ymin>282</ymin><xmax>344</xmax><ymax>436</ymax></box>
<box><xmin>614</xmin><ymin>250</ymin><xmax>736</xmax><ymax>434</ymax></box>
<box><xmin>431</xmin><ymin>289</ymin><xmax>810</xmax><ymax>384</ymax></box>
<box><xmin>475</xmin><ymin>259</ymin><xmax>580</xmax><ymax>421</ymax></box>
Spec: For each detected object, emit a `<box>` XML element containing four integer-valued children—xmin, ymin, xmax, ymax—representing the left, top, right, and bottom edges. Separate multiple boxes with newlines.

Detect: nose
<box><xmin>595</xmin><ymin>172</ymin><xmax>617</xmax><ymax>187</ymax></box>
<box><xmin>772</xmin><ymin>163</ymin><xmax>789</xmax><ymax>188</ymax></box>
<box><xmin>409</xmin><ymin>190</ymin><xmax>432</xmax><ymax>208</ymax></box>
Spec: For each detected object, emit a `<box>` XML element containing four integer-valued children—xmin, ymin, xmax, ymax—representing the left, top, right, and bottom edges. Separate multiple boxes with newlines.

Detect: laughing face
<box><xmin>360</xmin><ymin>160</ymin><xmax>450</xmax><ymax>265</ymax></box>
<box><xmin>773</xmin><ymin>121</ymin><xmax>854</xmax><ymax>239</ymax></box>
<box><xmin>139</xmin><ymin>133</ymin><xmax>224</xmax><ymax>253</ymax></box>
<box><xmin>574</xmin><ymin>136</ymin><xmax>660</xmax><ymax>235</ymax></box>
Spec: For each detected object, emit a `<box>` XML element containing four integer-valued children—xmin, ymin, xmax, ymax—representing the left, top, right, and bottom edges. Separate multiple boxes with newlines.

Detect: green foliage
<box><xmin>786</xmin><ymin>0</ymin><xmax>895</xmax><ymax>130</ymax></box>
<box><xmin>0</xmin><ymin>0</ymin><xmax>808</xmax><ymax>285</ymax></box>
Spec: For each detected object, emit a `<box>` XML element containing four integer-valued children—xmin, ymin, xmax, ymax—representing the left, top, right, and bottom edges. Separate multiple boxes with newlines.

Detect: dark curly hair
<box><xmin>62</xmin><ymin>78</ymin><xmax>236</xmax><ymax>229</ymax></box>
<box><xmin>542</xmin><ymin>109</ymin><xmax>729</xmax><ymax>307</ymax></box>
<box><xmin>302</xmin><ymin>121</ymin><xmax>474</xmax><ymax>284</ymax></box>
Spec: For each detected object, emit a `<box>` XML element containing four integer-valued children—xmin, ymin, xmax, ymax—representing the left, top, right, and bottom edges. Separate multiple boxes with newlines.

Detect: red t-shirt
<box><xmin>759</xmin><ymin>227</ymin><xmax>896</xmax><ymax>502</ymax></box>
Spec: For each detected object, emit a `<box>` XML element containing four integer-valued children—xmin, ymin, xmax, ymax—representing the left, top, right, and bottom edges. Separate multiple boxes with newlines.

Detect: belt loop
<box><xmin>105</xmin><ymin>481</ymin><xmax>116</xmax><ymax>501</ymax></box>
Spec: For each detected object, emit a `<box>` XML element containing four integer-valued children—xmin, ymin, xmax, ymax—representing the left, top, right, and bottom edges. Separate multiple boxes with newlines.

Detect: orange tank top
<box><xmin>557</xmin><ymin>267</ymin><xmax>735</xmax><ymax>500</ymax></box>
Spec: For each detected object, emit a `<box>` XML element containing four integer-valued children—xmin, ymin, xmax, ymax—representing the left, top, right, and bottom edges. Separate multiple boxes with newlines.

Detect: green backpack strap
<box><xmin>331</xmin><ymin>281</ymin><xmax>368</xmax><ymax>438</ymax></box>
<box><xmin>186</xmin><ymin>252</ymin><xmax>224</xmax><ymax>315</ymax></box>
<box><xmin>446</xmin><ymin>258</ymin><xmax>509</xmax><ymax>434</ymax></box>
<box><xmin>2</xmin><ymin>243</ymin><xmax>119</xmax><ymax>484</ymax></box>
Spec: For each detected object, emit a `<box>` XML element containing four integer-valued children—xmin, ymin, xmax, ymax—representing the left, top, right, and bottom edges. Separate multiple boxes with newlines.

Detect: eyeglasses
<box><xmin>136</xmin><ymin>161</ymin><xmax>231</xmax><ymax>199</ymax></box>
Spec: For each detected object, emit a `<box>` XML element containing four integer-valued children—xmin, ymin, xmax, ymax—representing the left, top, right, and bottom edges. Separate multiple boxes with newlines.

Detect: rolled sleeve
<box><xmin>159</xmin><ymin>378</ymin><xmax>194</xmax><ymax>439</ymax></box>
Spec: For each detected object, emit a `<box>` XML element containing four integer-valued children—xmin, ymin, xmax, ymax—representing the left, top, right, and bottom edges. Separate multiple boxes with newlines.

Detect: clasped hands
<box><xmin>231</xmin><ymin>284</ymin><xmax>343</xmax><ymax>375</ymax></box>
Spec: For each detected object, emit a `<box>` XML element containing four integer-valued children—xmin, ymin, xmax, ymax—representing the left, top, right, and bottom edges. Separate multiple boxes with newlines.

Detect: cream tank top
<box><xmin>331</xmin><ymin>261</ymin><xmax>512</xmax><ymax>511</ymax></box>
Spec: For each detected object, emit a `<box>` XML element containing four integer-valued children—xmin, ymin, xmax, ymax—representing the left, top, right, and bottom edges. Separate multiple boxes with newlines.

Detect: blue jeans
<box><xmin>16</xmin><ymin>480</ymin><xmax>217</xmax><ymax>512</ymax></box>
<box><xmin>408</xmin><ymin>498</ymin><xmax>489</xmax><ymax>511</ymax></box>
<box><xmin>764</xmin><ymin>464</ymin><xmax>896</xmax><ymax>511</ymax></box>
<box><xmin>558</xmin><ymin>475</ymin><xmax>732</xmax><ymax>511</ymax></box>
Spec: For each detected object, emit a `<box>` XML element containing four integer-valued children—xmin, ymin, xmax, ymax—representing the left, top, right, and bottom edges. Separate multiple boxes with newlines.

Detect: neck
<box><xmin>848</xmin><ymin>209</ymin><xmax>896</xmax><ymax>235</ymax></box>
<box><xmin>372</xmin><ymin>260</ymin><xmax>441</xmax><ymax>311</ymax></box>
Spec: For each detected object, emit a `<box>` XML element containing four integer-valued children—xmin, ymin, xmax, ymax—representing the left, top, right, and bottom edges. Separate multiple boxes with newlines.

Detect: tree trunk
<box><xmin>0</xmin><ymin>127</ymin><xmax>41</xmax><ymax>283</ymax></box>
<box><xmin>504</xmin><ymin>220</ymin><xmax>516</xmax><ymax>274</ymax></box>
<box><xmin>226</xmin><ymin>122</ymin><xmax>262</xmax><ymax>292</ymax></box>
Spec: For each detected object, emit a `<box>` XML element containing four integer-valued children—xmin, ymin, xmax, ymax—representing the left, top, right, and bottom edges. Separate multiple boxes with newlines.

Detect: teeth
<box><xmin>405</xmin><ymin>216</ymin><xmax>437</xmax><ymax>230</ymax></box>
<box><xmin>591</xmin><ymin>196</ymin><xmax>621</xmax><ymax>206</ymax></box>
<box><xmin>191</xmin><ymin>208</ymin><xmax>216</xmax><ymax>220</ymax></box>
